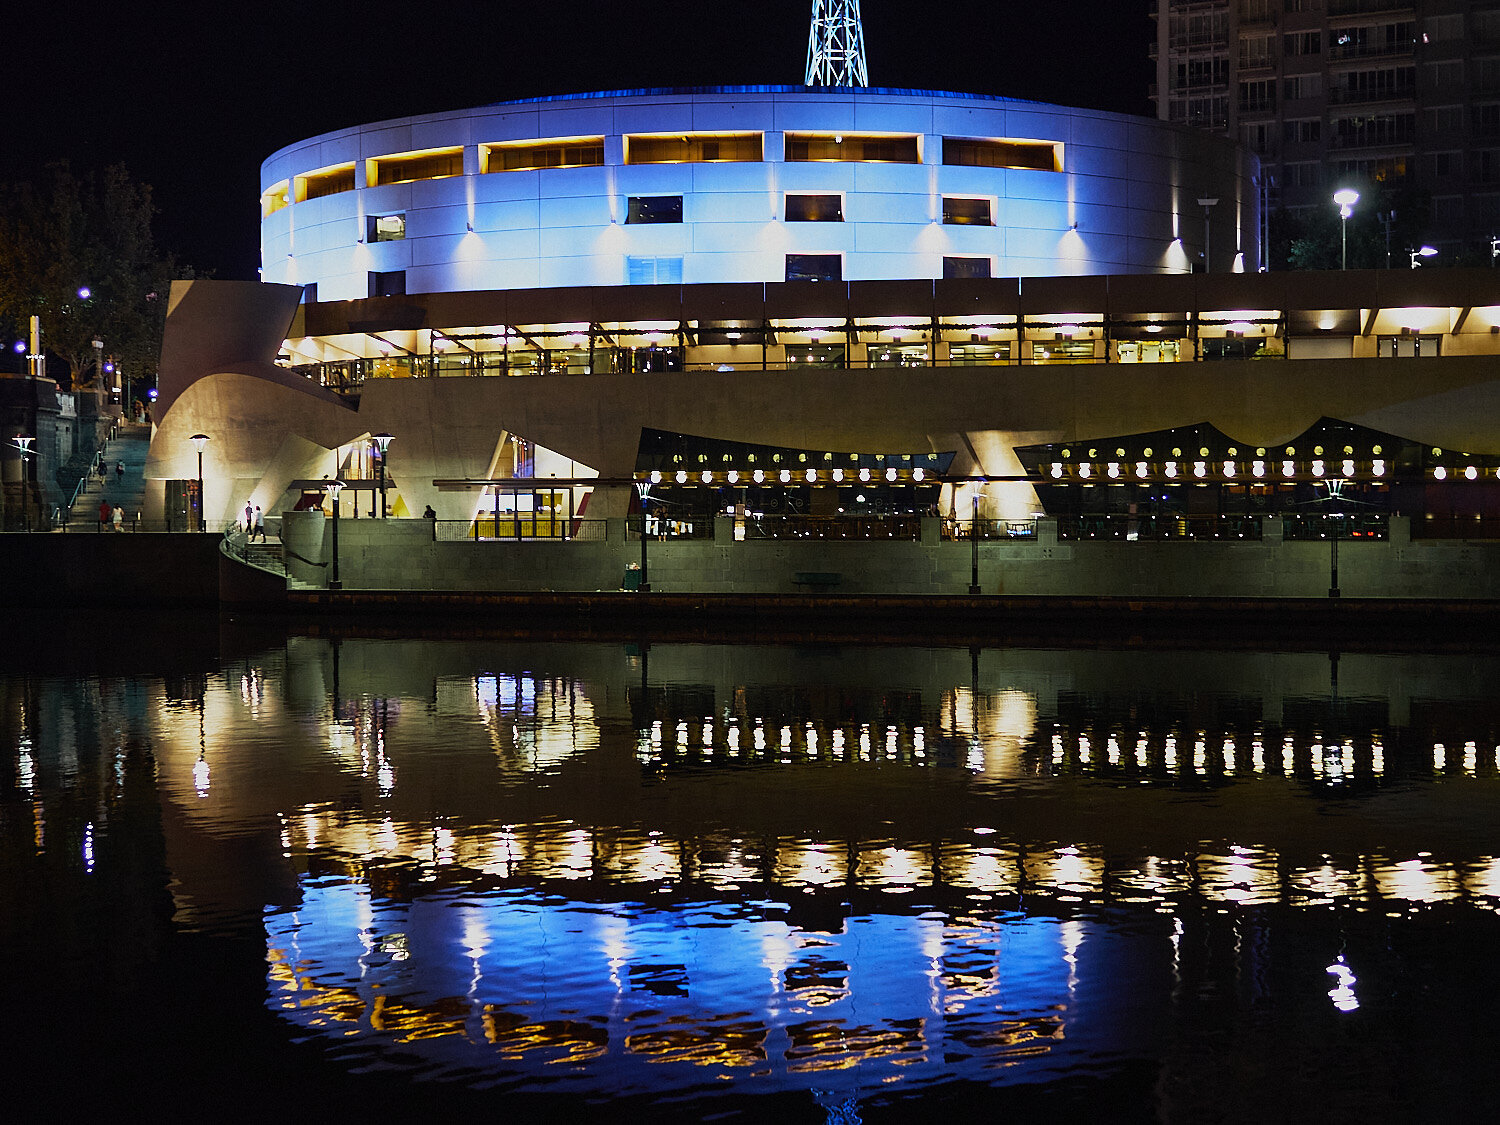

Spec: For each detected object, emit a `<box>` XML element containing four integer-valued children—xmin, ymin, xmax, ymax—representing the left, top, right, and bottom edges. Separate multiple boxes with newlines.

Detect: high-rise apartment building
<box><xmin>1152</xmin><ymin>0</ymin><xmax>1500</xmax><ymax>260</ymax></box>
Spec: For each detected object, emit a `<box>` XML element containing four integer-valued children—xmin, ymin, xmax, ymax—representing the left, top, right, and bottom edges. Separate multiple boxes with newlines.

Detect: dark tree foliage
<box><xmin>1271</xmin><ymin>175</ymin><xmax>1434</xmax><ymax>271</ymax></box>
<box><xmin>0</xmin><ymin>163</ymin><xmax>187</xmax><ymax>389</ymax></box>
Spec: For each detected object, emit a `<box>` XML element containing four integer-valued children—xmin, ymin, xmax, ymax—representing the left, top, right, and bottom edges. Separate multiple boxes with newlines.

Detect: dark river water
<box><xmin>4</xmin><ymin>616</ymin><xmax>1500</xmax><ymax>1121</ymax></box>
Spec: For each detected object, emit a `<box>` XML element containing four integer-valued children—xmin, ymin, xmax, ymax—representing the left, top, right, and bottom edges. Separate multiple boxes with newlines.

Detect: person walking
<box><xmin>244</xmin><ymin>501</ymin><xmax>254</xmax><ymax>532</ymax></box>
<box><xmin>252</xmin><ymin>506</ymin><xmax>265</xmax><ymax>542</ymax></box>
<box><xmin>115</xmin><ymin>460</ymin><xmax>124</xmax><ymax>482</ymax></box>
<box><xmin>111</xmin><ymin>505</ymin><xmax>124</xmax><ymax>532</ymax></box>
<box><xmin>99</xmin><ymin>499</ymin><xmax>112</xmax><ymax>528</ymax></box>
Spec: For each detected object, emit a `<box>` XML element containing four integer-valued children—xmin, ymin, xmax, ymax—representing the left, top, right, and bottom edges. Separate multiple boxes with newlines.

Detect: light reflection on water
<box><xmin>7</xmin><ymin>638</ymin><xmax>1500</xmax><ymax>1117</ymax></box>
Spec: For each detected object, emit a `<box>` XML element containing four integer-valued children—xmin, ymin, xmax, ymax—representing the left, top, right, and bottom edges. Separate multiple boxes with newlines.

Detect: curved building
<box><xmin>258</xmin><ymin>85</ymin><xmax>1260</xmax><ymax>300</ymax></box>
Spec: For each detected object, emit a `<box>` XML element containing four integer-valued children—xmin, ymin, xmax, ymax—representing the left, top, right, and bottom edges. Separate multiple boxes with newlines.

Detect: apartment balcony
<box><xmin>1326</xmin><ymin>41</ymin><xmax>1414</xmax><ymax>64</ymax></box>
<box><xmin>1327</xmin><ymin>0</ymin><xmax>1414</xmax><ymax>16</ymax></box>
<box><xmin>1326</xmin><ymin>85</ymin><xmax>1416</xmax><ymax>107</ymax></box>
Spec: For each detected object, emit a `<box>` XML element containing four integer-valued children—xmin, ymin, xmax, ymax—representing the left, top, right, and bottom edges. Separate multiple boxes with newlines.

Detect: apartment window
<box><xmin>942</xmin><ymin>197</ymin><xmax>993</xmax><ymax>225</ymax></box>
<box><xmin>1430</xmin><ymin>151</ymin><xmax>1458</xmax><ymax>180</ymax></box>
<box><xmin>1174</xmin><ymin>57</ymin><xmax>1229</xmax><ymax>89</ymax></box>
<box><xmin>483</xmin><ymin>138</ymin><xmax>604</xmax><ymax>173</ymax></box>
<box><xmin>785</xmin><ymin>194</ymin><xmax>844</xmax><ymax>221</ymax></box>
<box><xmin>1284</xmin><ymin>162</ymin><xmax>1322</xmax><ymax>187</ymax></box>
<box><xmin>625</xmin><ymin>133</ymin><xmax>762</xmax><ymax>164</ymax></box>
<box><xmin>1478</xmin><ymin>105</ymin><xmax>1500</xmax><ymax>136</ymax></box>
<box><xmin>1425</xmin><ymin>60</ymin><xmax>1463</xmax><ymax>89</ymax></box>
<box><xmin>785</xmin><ymin>254</ymin><xmax>842</xmax><ymax>283</ymax></box>
<box><xmin>1332</xmin><ymin>112</ymin><xmax>1415</xmax><ymax>148</ymax></box>
<box><xmin>1239</xmin><ymin>0</ymin><xmax>1272</xmax><ymax>19</ymax></box>
<box><xmin>300</xmin><ymin>164</ymin><xmax>355</xmax><ymax>201</ymax></box>
<box><xmin>368</xmin><ymin>270</ymin><xmax>406</xmax><ymax>298</ymax></box>
<box><xmin>1478</xmin><ymin>58</ymin><xmax>1500</xmax><ymax>91</ymax></box>
<box><xmin>1239</xmin><ymin>35</ymin><xmax>1274</xmax><ymax>69</ymax></box>
<box><xmin>1336</xmin><ymin>66</ymin><xmax>1416</xmax><ymax>103</ymax></box>
<box><xmin>367</xmin><ymin>213</ymin><xmax>405</xmax><ymax>242</ymax></box>
<box><xmin>1283</xmin><ymin>119</ymin><xmax>1321</xmax><ymax>144</ymax></box>
<box><xmin>784</xmin><ymin>133</ymin><xmax>920</xmax><ymax>163</ymax></box>
<box><xmin>370</xmin><ymin>149</ymin><xmax>464</xmax><ymax>187</ymax></box>
<box><xmin>1284</xmin><ymin>31</ymin><xmax>1321</xmax><ymax>57</ymax></box>
<box><xmin>626</xmin><ymin>196</ymin><xmax>683</xmax><ymax>224</ymax></box>
<box><xmin>626</xmin><ymin>256</ymin><xmax>683</xmax><ymax>285</ymax></box>
<box><xmin>1241</xmin><ymin>122</ymin><xmax>1274</xmax><ymax>156</ymax></box>
<box><xmin>1239</xmin><ymin>80</ymin><xmax>1276</xmax><ymax>113</ymax></box>
<box><xmin>1475</xmin><ymin>150</ymin><xmax>1500</xmax><ymax>184</ymax></box>
<box><xmin>942</xmin><ymin>138</ymin><xmax>1059</xmax><ymax>172</ymax></box>
<box><xmin>1284</xmin><ymin>74</ymin><xmax>1322</xmax><ymax>101</ymax></box>
<box><xmin>943</xmin><ymin>256</ymin><xmax>991</xmax><ymax>279</ymax></box>
<box><xmin>1430</xmin><ymin>105</ymin><xmax>1466</xmax><ymax>134</ymax></box>
<box><xmin>1424</xmin><ymin>14</ymin><xmax>1464</xmax><ymax>41</ymax></box>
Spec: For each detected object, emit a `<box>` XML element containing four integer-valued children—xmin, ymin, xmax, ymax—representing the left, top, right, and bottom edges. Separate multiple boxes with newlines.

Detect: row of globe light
<box><xmin>1049</xmin><ymin>458</ymin><xmax>1493</xmax><ymax>481</ymax></box>
<box><xmin>645</xmin><ymin>466</ymin><xmax>929</xmax><ymax>486</ymax></box>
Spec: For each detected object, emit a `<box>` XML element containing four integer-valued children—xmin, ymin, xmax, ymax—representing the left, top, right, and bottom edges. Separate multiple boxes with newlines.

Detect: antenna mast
<box><xmin>805</xmin><ymin>0</ymin><xmax>868</xmax><ymax>87</ymax></box>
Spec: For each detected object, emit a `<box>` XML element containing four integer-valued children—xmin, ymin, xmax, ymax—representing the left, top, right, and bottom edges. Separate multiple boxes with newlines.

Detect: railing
<box><xmin>1414</xmin><ymin>515</ymin><xmax>1500</xmax><ymax>540</ymax></box>
<box><xmin>57</xmin><ymin>517</ymin><xmax>237</xmax><ymax>535</ymax></box>
<box><xmin>741</xmin><ymin>515</ymin><xmax>922</xmax><ymax>541</ymax></box>
<box><xmin>1281</xmin><ymin>513</ymin><xmax>1388</xmax><ymax>541</ymax></box>
<box><xmin>1058</xmin><ymin>514</ymin><xmax>1265</xmax><ymax>541</ymax></box>
<box><xmin>433</xmin><ymin>517</ymin><xmax>609</xmax><ymax>542</ymax></box>
<box><xmin>941</xmin><ymin>518</ymin><xmax>1038</xmax><ymax>541</ymax></box>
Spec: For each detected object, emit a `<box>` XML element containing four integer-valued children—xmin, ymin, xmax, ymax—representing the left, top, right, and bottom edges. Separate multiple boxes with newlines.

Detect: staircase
<box><xmin>72</xmin><ymin>422</ymin><xmax>152</xmax><ymax>527</ymax></box>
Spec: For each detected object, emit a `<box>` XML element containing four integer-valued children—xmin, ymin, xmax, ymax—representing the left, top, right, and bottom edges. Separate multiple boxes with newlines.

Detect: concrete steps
<box><xmin>77</xmin><ymin>423</ymin><xmax>152</xmax><ymax>524</ymax></box>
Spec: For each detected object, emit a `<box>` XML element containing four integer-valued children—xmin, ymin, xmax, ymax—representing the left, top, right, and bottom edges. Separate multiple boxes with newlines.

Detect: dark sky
<box><xmin>3</xmin><ymin>1</ymin><xmax>1152</xmax><ymax>279</ymax></box>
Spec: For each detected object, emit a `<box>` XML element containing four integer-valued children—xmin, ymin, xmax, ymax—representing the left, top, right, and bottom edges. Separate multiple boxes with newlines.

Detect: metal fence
<box><xmin>432</xmin><ymin>518</ymin><xmax>609</xmax><ymax>542</ymax></box>
<box><xmin>1058</xmin><ymin>514</ymin><xmax>1267</xmax><ymax>541</ymax></box>
<box><xmin>1280</xmin><ymin>513</ymin><xmax>1388</xmax><ymax>541</ymax></box>
<box><xmin>740</xmin><ymin>515</ymin><xmax>923</xmax><ymax>541</ymax></box>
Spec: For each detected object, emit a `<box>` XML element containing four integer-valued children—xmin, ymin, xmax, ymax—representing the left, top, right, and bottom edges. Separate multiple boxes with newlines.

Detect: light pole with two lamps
<box><xmin>189</xmin><ymin>433</ymin><xmax>210</xmax><ymax>532</ymax></box>
<box><xmin>634</xmin><ymin>479</ymin><xmax>653</xmax><ymax>592</ymax></box>
<box><xmin>371</xmin><ymin>432</ymin><xmax>393</xmax><ymax>517</ymax></box>
<box><xmin>325</xmin><ymin>479</ymin><xmax>345</xmax><ymax>589</ymax></box>
<box><xmin>11</xmin><ymin>436</ymin><xmax>34</xmax><ymax>532</ymax></box>
<box><xmin>1334</xmin><ymin>188</ymin><xmax>1360</xmax><ymax>270</ymax></box>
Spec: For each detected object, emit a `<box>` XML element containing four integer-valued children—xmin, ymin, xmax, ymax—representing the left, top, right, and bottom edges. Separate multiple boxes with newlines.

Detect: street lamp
<box><xmin>635</xmin><ymin>480</ymin><xmax>652</xmax><ymax>592</ymax></box>
<box><xmin>1196</xmin><ymin>196</ymin><xmax>1219</xmax><ymax>274</ymax></box>
<box><xmin>371</xmin><ymin>432</ymin><xmax>393</xmax><ymax>517</ymax></box>
<box><xmin>1334</xmin><ymin>188</ymin><xmax>1360</xmax><ymax>270</ymax></box>
<box><xmin>1409</xmin><ymin>245</ymin><xmax>1438</xmax><ymax>269</ymax></box>
<box><xmin>12</xmin><ymin>436</ymin><xmax>34</xmax><ymax>532</ymax></box>
<box><xmin>189</xmin><ymin>433</ymin><xmax>209</xmax><ymax>532</ymax></box>
<box><xmin>969</xmin><ymin>487</ymin><xmax>982</xmax><ymax>595</ymax></box>
<box><xmin>326</xmin><ymin>479</ymin><xmax>345</xmax><ymax>589</ymax></box>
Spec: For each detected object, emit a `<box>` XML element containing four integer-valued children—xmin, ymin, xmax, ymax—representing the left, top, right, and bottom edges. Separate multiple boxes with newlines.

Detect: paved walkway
<box><xmin>73</xmin><ymin>423</ymin><xmax>151</xmax><ymax>527</ymax></box>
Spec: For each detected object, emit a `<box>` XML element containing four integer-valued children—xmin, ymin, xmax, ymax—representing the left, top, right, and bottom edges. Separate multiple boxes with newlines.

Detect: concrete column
<box><xmin>1388</xmin><ymin>514</ymin><xmax>1410</xmax><ymax>547</ymax></box>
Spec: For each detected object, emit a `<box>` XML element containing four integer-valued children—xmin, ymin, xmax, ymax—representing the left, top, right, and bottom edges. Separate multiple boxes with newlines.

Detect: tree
<box><xmin>0</xmin><ymin>163</ymin><xmax>185</xmax><ymax>390</ymax></box>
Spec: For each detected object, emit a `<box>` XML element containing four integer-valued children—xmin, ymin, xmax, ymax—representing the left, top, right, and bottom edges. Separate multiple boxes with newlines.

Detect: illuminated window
<box><xmin>942</xmin><ymin>138</ymin><xmax>1060</xmax><ymax>171</ymax></box>
<box><xmin>785</xmin><ymin>254</ymin><xmax>842</xmax><ymax>283</ymax></box>
<box><xmin>943</xmin><ymin>256</ymin><xmax>991</xmax><ymax>279</ymax></box>
<box><xmin>367</xmin><ymin>213</ymin><xmax>405</xmax><ymax>242</ymax></box>
<box><xmin>942</xmin><ymin>197</ymin><xmax>992</xmax><ymax>225</ymax></box>
<box><xmin>625</xmin><ymin>134</ymin><xmax>763</xmax><ymax>164</ymax></box>
<box><xmin>627</xmin><ymin>256</ymin><xmax>683</xmax><ymax>285</ymax></box>
<box><xmin>298</xmin><ymin>164</ymin><xmax>355</xmax><ymax>201</ymax></box>
<box><xmin>784</xmin><ymin>133</ymin><xmax>920</xmax><ymax>163</ymax></box>
<box><xmin>785</xmin><ymin>194</ymin><xmax>843</xmax><ymax>221</ymax></box>
<box><xmin>261</xmin><ymin>181</ymin><xmax>289</xmax><ymax>217</ymax></box>
<box><xmin>483</xmin><ymin>138</ymin><xmax>604</xmax><ymax>173</ymax></box>
<box><xmin>626</xmin><ymin>196</ymin><xmax>683</xmax><ymax>224</ymax></box>
<box><xmin>369</xmin><ymin>148</ymin><xmax>464</xmax><ymax>187</ymax></box>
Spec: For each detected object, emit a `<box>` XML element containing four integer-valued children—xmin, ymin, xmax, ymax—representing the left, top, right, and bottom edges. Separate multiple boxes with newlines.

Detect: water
<box><xmin>4</xmin><ymin>622</ymin><xmax>1500</xmax><ymax>1120</ymax></box>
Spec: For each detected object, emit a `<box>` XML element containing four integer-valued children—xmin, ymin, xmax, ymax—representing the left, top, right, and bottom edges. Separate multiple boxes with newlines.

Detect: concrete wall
<box><xmin>0</xmin><ymin>531</ymin><xmax>223</xmax><ymax>606</ymax></box>
<box><xmin>317</xmin><ymin>515</ymin><xmax>1500</xmax><ymax>600</ymax></box>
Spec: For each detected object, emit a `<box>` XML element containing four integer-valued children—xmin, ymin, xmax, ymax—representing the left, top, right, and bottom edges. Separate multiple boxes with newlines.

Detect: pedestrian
<box><xmin>244</xmin><ymin>502</ymin><xmax>253</xmax><ymax>532</ymax></box>
<box><xmin>423</xmin><ymin>504</ymin><xmax>437</xmax><ymax>519</ymax></box>
<box><xmin>252</xmin><ymin>505</ymin><xmax>265</xmax><ymax>542</ymax></box>
<box><xmin>111</xmin><ymin>505</ymin><xmax>123</xmax><ymax>532</ymax></box>
<box><xmin>115</xmin><ymin>460</ymin><xmax>124</xmax><ymax>481</ymax></box>
<box><xmin>99</xmin><ymin>499</ymin><xmax>112</xmax><ymax>527</ymax></box>
<box><xmin>96</xmin><ymin>458</ymin><xmax>106</xmax><ymax>481</ymax></box>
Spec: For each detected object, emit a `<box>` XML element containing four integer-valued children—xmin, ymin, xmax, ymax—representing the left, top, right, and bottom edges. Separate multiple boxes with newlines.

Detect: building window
<box><xmin>1238</xmin><ymin>80</ymin><xmax>1276</xmax><ymax>113</ymax></box>
<box><xmin>785</xmin><ymin>194</ymin><xmax>844</xmax><ymax>221</ymax></box>
<box><xmin>298</xmin><ymin>164</ymin><xmax>356</xmax><ymax>201</ymax></box>
<box><xmin>369</xmin><ymin>149</ymin><xmax>464</xmax><ymax>187</ymax></box>
<box><xmin>1283</xmin><ymin>119</ymin><xmax>1321</xmax><ymax>144</ymax></box>
<box><xmin>624</xmin><ymin>133</ymin><xmax>762</xmax><ymax>164</ymax></box>
<box><xmin>367</xmin><ymin>213</ymin><xmax>405</xmax><ymax>242</ymax></box>
<box><xmin>262</xmin><ymin>181</ymin><xmax>289</xmax><ymax>217</ymax></box>
<box><xmin>784</xmin><ymin>133</ymin><xmax>920</xmax><ymax>163</ymax></box>
<box><xmin>482</xmin><ymin>138</ymin><xmax>605</xmax><ymax>173</ymax></box>
<box><xmin>1283</xmin><ymin>74</ymin><xmax>1322</xmax><ymax>101</ymax></box>
<box><xmin>943</xmin><ymin>256</ymin><xmax>991</xmax><ymax>279</ymax></box>
<box><xmin>626</xmin><ymin>196</ymin><xmax>683</xmax><ymax>224</ymax></box>
<box><xmin>301</xmin><ymin>283</ymin><xmax>318</xmax><ymax>305</ymax></box>
<box><xmin>368</xmin><ymin>270</ymin><xmax>406</xmax><ymax>298</ymax></box>
<box><xmin>626</xmin><ymin>256</ymin><xmax>683</xmax><ymax>285</ymax></box>
<box><xmin>942</xmin><ymin>197</ymin><xmax>993</xmax><ymax>226</ymax></box>
<box><xmin>1284</xmin><ymin>30</ymin><xmax>1321</xmax><ymax>56</ymax></box>
<box><xmin>942</xmin><ymin>138</ymin><xmax>1060</xmax><ymax>172</ymax></box>
<box><xmin>1284</xmin><ymin>162</ymin><xmax>1323</xmax><ymax>188</ymax></box>
<box><xmin>785</xmin><ymin>254</ymin><xmax>842</xmax><ymax>283</ymax></box>
<box><xmin>1477</xmin><ymin>104</ymin><xmax>1500</xmax><ymax>137</ymax></box>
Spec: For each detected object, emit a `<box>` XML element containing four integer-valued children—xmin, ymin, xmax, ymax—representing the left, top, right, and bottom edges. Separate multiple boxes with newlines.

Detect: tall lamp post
<box><xmin>12</xmin><ymin>436</ymin><xmax>34</xmax><ymax>532</ymax></box>
<box><xmin>326</xmin><ymin>479</ymin><xmax>345</xmax><ymax>590</ymax></box>
<box><xmin>635</xmin><ymin>480</ymin><xmax>652</xmax><ymax>592</ymax></box>
<box><xmin>969</xmin><ymin>487</ymin><xmax>982</xmax><ymax>595</ymax></box>
<box><xmin>1196</xmin><ymin>196</ymin><xmax>1218</xmax><ymax>273</ymax></box>
<box><xmin>372</xmin><ymin>432</ymin><xmax>393</xmax><ymax>517</ymax></box>
<box><xmin>1334</xmin><ymin>188</ymin><xmax>1360</xmax><ymax>270</ymax></box>
<box><xmin>1409</xmin><ymin>245</ymin><xmax>1438</xmax><ymax>269</ymax></box>
<box><xmin>190</xmin><ymin>433</ymin><xmax>209</xmax><ymax>532</ymax></box>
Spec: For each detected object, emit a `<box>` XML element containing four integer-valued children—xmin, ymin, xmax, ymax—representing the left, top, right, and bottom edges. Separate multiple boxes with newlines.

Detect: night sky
<box><xmin>3</xmin><ymin>1</ymin><xmax>1152</xmax><ymax>279</ymax></box>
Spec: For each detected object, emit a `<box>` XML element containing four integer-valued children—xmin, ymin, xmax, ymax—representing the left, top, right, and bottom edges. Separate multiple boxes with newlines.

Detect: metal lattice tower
<box><xmin>804</xmin><ymin>0</ymin><xmax>868</xmax><ymax>87</ymax></box>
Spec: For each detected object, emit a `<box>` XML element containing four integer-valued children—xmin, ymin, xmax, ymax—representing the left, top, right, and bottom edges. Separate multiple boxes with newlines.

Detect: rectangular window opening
<box><xmin>626</xmin><ymin>196</ymin><xmax>684</xmax><ymax>224</ymax></box>
<box><xmin>943</xmin><ymin>256</ymin><xmax>992</xmax><ymax>279</ymax></box>
<box><xmin>626</xmin><ymin>256</ymin><xmax>684</xmax><ymax>285</ymax></box>
<box><xmin>368</xmin><ymin>270</ymin><xmax>406</xmax><ymax>298</ymax></box>
<box><xmin>368</xmin><ymin>213</ymin><xmax>406</xmax><ymax>242</ymax></box>
<box><xmin>299</xmin><ymin>164</ymin><xmax>356</xmax><ymax>202</ymax></box>
<box><xmin>785</xmin><ymin>254</ymin><xmax>842</xmax><ymax>283</ymax></box>
<box><xmin>785</xmin><ymin>194</ymin><xmax>844</xmax><ymax>221</ymax></box>
<box><xmin>483</xmin><ymin>138</ymin><xmax>605</xmax><ymax>173</ymax></box>
<box><xmin>625</xmin><ymin>133</ymin><xmax>763</xmax><ymax>165</ymax></box>
<box><xmin>784</xmin><ymin>133</ymin><xmax>920</xmax><ymax>163</ymax></box>
<box><xmin>942</xmin><ymin>138</ymin><xmax>1060</xmax><ymax>172</ymax></box>
<box><xmin>370</xmin><ymin>148</ymin><xmax>465</xmax><ymax>187</ymax></box>
<box><xmin>942</xmin><ymin>197</ymin><xmax>993</xmax><ymax>226</ymax></box>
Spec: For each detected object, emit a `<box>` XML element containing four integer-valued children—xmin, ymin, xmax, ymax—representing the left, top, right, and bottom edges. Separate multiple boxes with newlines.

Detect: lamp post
<box><xmin>189</xmin><ymin>433</ymin><xmax>209</xmax><ymax>532</ymax></box>
<box><xmin>12</xmin><ymin>436</ymin><xmax>34</xmax><ymax>532</ymax></box>
<box><xmin>635</xmin><ymin>480</ymin><xmax>652</xmax><ymax>592</ymax></box>
<box><xmin>326</xmin><ymin>479</ymin><xmax>345</xmax><ymax>589</ymax></box>
<box><xmin>1409</xmin><ymin>245</ymin><xmax>1438</xmax><ymax>269</ymax></box>
<box><xmin>1196</xmin><ymin>196</ymin><xmax>1218</xmax><ymax>273</ymax></box>
<box><xmin>969</xmin><ymin>488</ymin><xmax>982</xmax><ymax>595</ymax></box>
<box><xmin>371</xmin><ymin>432</ymin><xmax>393</xmax><ymax>517</ymax></box>
<box><xmin>1334</xmin><ymin>188</ymin><xmax>1360</xmax><ymax>270</ymax></box>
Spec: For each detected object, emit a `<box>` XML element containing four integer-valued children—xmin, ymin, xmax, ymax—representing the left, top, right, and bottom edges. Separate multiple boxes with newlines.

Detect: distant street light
<box><xmin>190</xmin><ymin>433</ymin><xmax>209</xmax><ymax>532</ymax></box>
<box><xmin>1196</xmin><ymin>196</ymin><xmax>1219</xmax><ymax>274</ymax></box>
<box><xmin>969</xmin><ymin>488</ymin><xmax>982</xmax><ymax>594</ymax></box>
<box><xmin>1334</xmin><ymin>189</ymin><xmax>1360</xmax><ymax>270</ymax></box>
<box><xmin>635</xmin><ymin>480</ymin><xmax>653</xmax><ymax>593</ymax></box>
<box><xmin>326</xmin><ymin>479</ymin><xmax>345</xmax><ymax>589</ymax></box>
<box><xmin>12</xmin><ymin>436</ymin><xmax>34</xmax><ymax>532</ymax></box>
<box><xmin>372</xmin><ymin>432</ymin><xmax>394</xmax><ymax>517</ymax></box>
<box><xmin>1409</xmin><ymin>245</ymin><xmax>1438</xmax><ymax>269</ymax></box>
